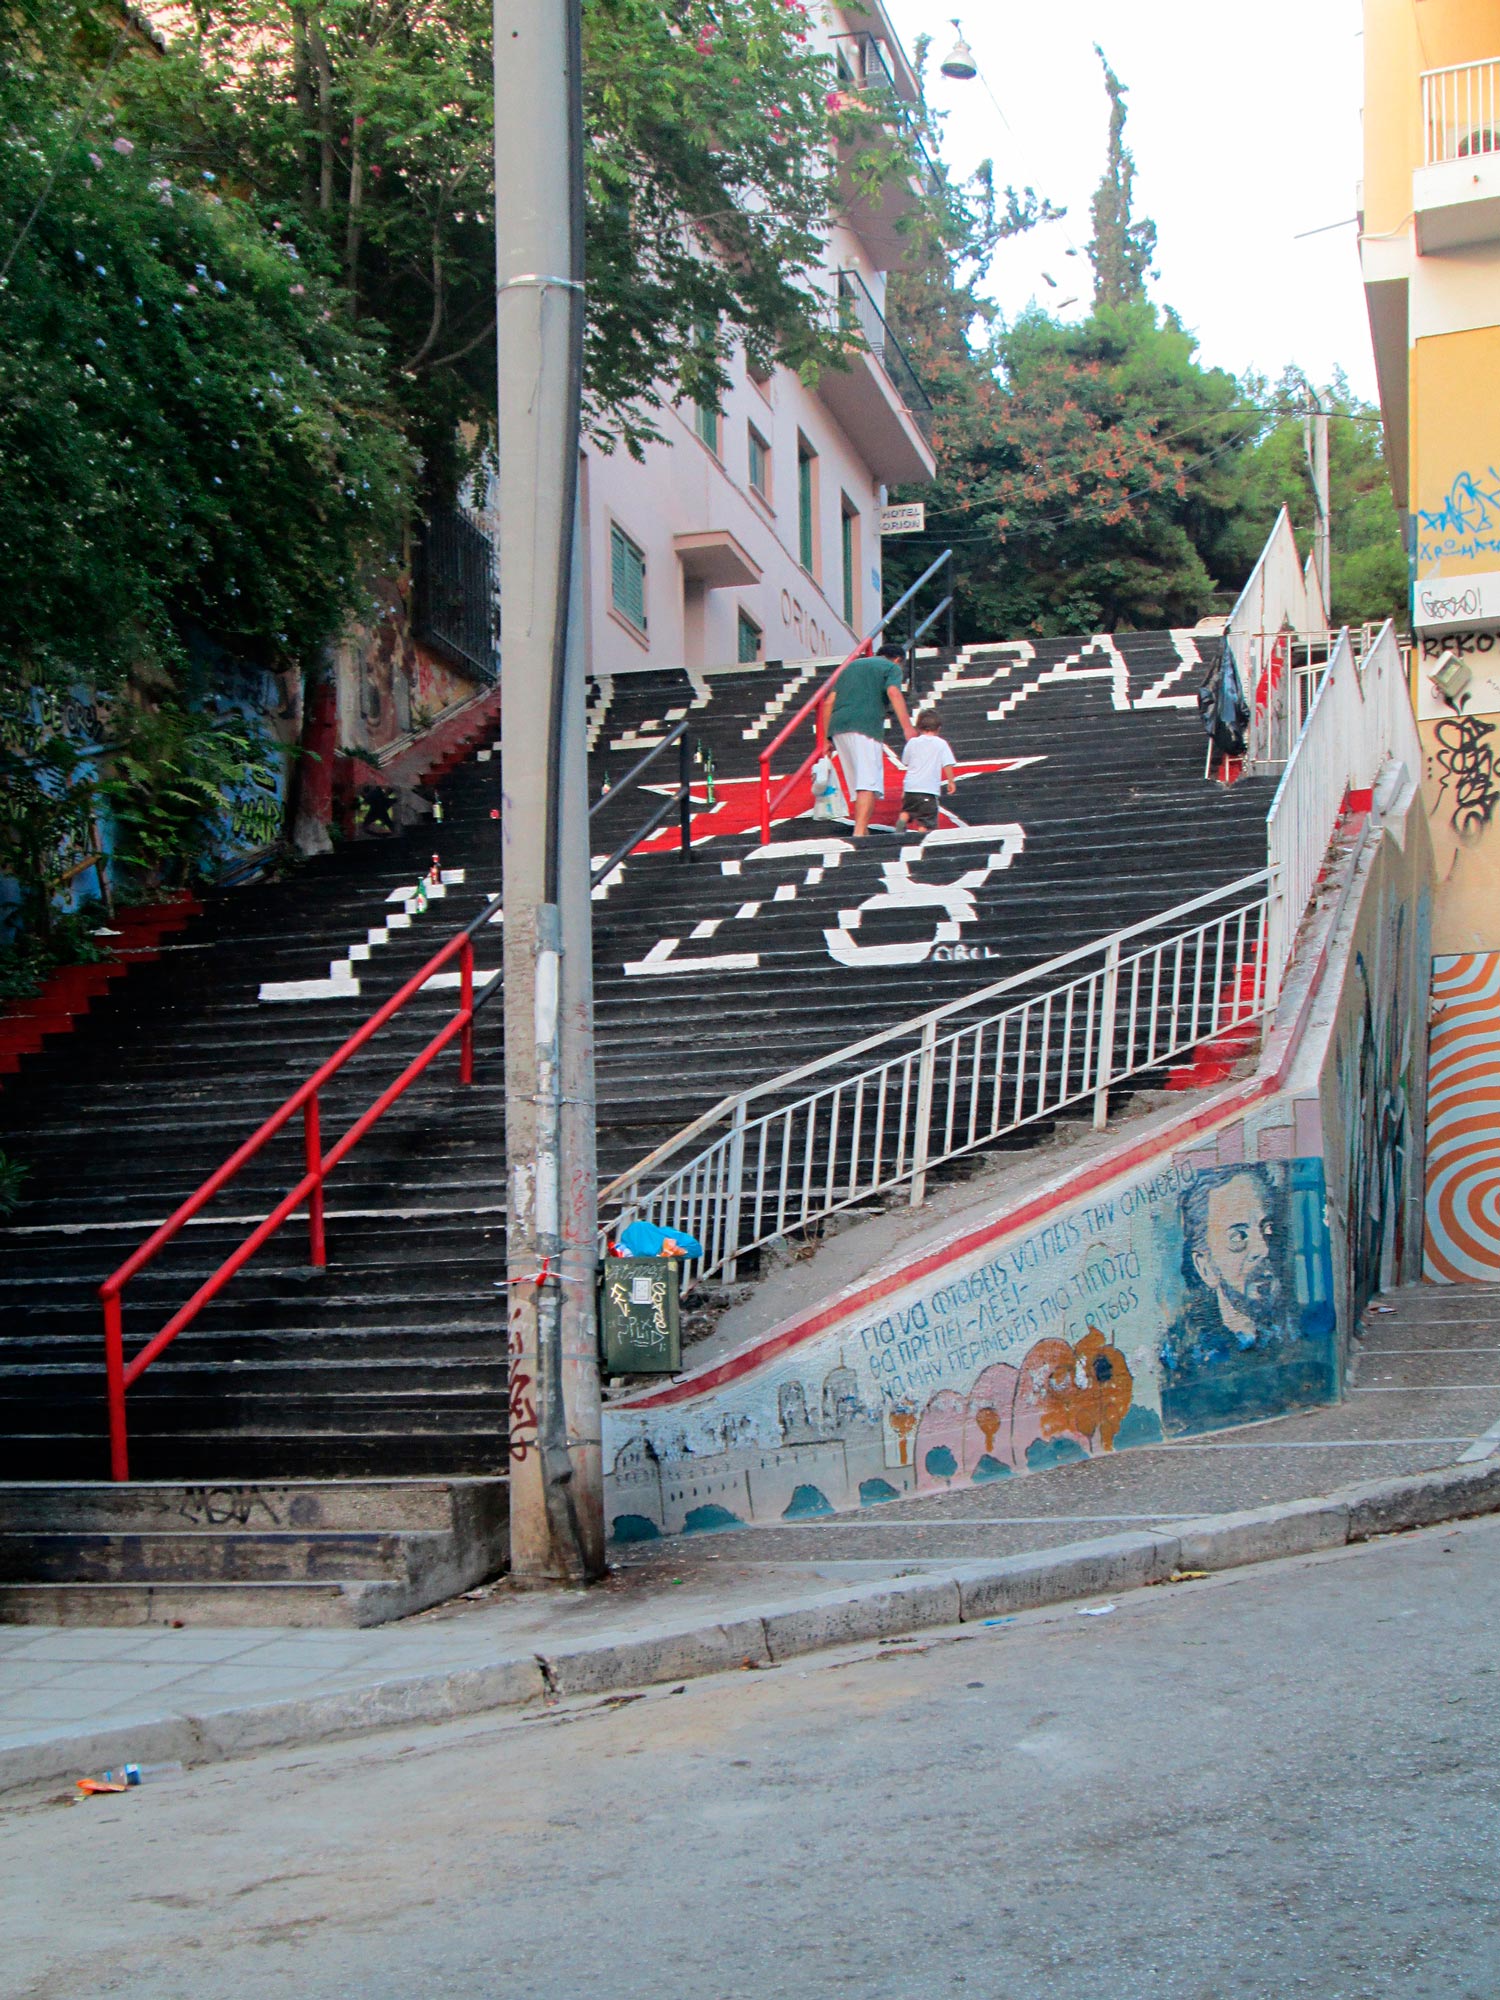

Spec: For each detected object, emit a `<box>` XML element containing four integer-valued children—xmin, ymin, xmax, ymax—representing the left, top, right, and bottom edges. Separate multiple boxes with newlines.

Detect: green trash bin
<box><xmin>598</xmin><ymin>1257</ymin><xmax>682</xmax><ymax>1377</ymax></box>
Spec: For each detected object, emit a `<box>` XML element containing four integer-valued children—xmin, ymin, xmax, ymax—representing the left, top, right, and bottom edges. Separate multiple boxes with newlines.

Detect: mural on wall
<box><xmin>605</xmin><ymin>1152</ymin><xmax>1337</xmax><ymax>1540</ymax></box>
<box><xmin>1332</xmin><ymin>918</ymin><xmax>1418</xmax><ymax>1321</ymax></box>
<box><xmin>1425</xmin><ymin>951</ymin><xmax>1500</xmax><ymax>1284</ymax></box>
<box><xmin>1415</xmin><ymin>601</ymin><xmax>1500</xmax><ymax>956</ymax></box>
<box><xmin>348</xmin><ymin>578</ymin><xmax>478</xmax><ymax>759</ymax></box>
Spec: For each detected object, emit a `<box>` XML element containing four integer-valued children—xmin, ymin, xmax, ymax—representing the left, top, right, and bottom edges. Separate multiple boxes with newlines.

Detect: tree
<box><xmin>0</xmin><ymin>0</ymin><xmax>414</xmax><ymax>689</ymax></box>
<box><xmin>889</xmin><ymin>302</ymin><xmax>1254</xmax><ymax>638</ymax></box>
<box><xmin>0</xmin><ymin>0</ymin><xmax>413</xmax><ymax>938</ymax></box>
<box><xmin>1087</xmin><ymin>46</ymin><xmax>1156</xmax><ymax>311</ymax></box>
<box><xmin>1218</xmin><ymin>369</ymin><xmax>1407</xmax><ymax>630</ymax></box>
<box><xmin>119</xmin><ymin>0</ymin><xmax>910</xmax><ymax>486</ymax></box>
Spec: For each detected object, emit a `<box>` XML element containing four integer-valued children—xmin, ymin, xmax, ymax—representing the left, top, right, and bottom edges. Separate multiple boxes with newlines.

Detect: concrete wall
<box><xmin>1313</xmin><ymin>779</ymin><xmax>1434</xmax><ymax>1330</ymax></box>
<box><xmin>603</xmin><ymin>782</ymin><xmax>1436</xmax><ymax>1540</ymax></box>
<box><xmin>1425</xmin><ymin>949</ymin><xmax>1500</xmax><ymax>1279</ymax></box>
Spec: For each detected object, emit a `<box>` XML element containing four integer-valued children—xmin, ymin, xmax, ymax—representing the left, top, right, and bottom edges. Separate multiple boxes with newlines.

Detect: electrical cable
<box><xmin>542</xmin><ymin>0</ymin><xmax>587</xmax><ymax>912</ymax></box>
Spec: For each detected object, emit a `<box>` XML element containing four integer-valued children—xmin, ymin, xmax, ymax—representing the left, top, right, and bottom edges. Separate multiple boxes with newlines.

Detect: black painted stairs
<box><xmin>0</xmin><ymin>630</ymin><xmax>1274</xmax><ymax>1620</ymax></box>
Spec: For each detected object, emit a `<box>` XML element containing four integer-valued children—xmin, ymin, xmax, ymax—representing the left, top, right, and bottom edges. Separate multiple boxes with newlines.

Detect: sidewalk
<box><xmin>3</xmin><ymin>1285</ymin><xmax>1498</xmax><ymax>1798</ymax></box>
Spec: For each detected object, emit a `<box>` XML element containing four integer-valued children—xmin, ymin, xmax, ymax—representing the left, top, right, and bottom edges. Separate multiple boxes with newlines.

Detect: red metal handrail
<box><xmin>755</xmin><ymin>547</ymin><xmax>954</xmax><ymax>843</ymax></box>
<box><xmin>756</xmin><ymin>637</ymin><xmax>871</xmax><ymax>845</ymax></box>
<box><xmin>98</xmin><ymin>892</ymin><xmax>498</xmax><ymax>1481</ymax></box>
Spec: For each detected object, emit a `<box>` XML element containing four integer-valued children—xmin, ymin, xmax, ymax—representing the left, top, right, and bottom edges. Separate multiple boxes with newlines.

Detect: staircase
<box><xmin>0</xmin><ymin>628</ymin><xmax>1273</xmax><ymax>1619</ymax></box>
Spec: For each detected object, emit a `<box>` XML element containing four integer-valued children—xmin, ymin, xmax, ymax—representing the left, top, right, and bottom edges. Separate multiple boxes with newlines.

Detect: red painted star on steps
<box><xmin>625</xmin><ymin>749</ymin><xmax>1043</xmax><ymax>856</ymax></box>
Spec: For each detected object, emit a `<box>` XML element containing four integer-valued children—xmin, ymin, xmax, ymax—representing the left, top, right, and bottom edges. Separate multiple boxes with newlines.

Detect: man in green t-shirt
<box><xmin>820</xmin><ymin>644</ymin><xmax>914</xmax><ymax>839</ymax></box>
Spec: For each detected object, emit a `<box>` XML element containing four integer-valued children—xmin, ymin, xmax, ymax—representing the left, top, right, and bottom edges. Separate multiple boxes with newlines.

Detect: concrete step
<box><xmin>0</xmin><ymin>1474</ymin><xmax>506</xmax><ymax>1622</ymax></box>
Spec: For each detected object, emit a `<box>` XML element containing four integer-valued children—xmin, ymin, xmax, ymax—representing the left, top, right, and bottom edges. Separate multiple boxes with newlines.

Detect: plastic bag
<box><xmin>810</xmin><ymin>756</ymin><xmax>842</xmax><ymax>821</ymax></box>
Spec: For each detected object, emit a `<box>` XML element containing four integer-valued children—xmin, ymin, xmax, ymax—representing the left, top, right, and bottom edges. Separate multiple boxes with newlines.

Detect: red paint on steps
<box><xmin>0</xmin><ymin>895</ymin><xmax>200</xmax><ymax>1082</ymax></box>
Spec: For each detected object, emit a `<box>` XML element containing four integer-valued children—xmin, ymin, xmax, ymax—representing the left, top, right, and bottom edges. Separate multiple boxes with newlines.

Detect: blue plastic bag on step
<box><xmin>617</xmin><ymin>1218</ymin><xmax>704</xmax><ymax>1259</ymax></box>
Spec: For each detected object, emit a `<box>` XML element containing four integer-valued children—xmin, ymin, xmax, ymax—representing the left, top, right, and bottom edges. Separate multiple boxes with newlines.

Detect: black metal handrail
<box><xmin>835</xmin><ymin>270</ymin><xmax>933</xmax><ymax>443</ymax></box>
<box><xmin>588</xmin><ymin>719</ymin><xmax>694</xmax><ymax>888</ymax></box>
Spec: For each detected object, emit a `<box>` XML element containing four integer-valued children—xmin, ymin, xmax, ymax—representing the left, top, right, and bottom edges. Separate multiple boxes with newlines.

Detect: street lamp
<box><xmin>939</xmin><ymin>19</ymin><xmax>977</xmax><ymax>81</ymax></box>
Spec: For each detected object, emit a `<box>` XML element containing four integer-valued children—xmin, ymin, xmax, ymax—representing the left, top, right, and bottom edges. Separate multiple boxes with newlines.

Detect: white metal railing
<box><xmin>1265</xmin><ymin>620</ymin><xmax>1422</xmax><ymax>994</ymax></box>
<box><xmin>1228</xmin><ymin>507</ymin><xmax>1327</xmax><ymax>767</ymax></box>
<box><xmin>601</xmin><ymin>874</ymin><xmax>1271</xmax><ymax>1287</ymax></box>
<box><xmin>1422</xmin><ymin>58</ymin><xmax>1500</xmax><ymax>166</ymax></box>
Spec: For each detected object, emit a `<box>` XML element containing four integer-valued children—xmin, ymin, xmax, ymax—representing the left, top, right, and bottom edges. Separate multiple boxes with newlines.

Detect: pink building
<box><xmin>580</xmin><ymin>1</ymin><xmax>938</xmax><ymax>678</ymax></box>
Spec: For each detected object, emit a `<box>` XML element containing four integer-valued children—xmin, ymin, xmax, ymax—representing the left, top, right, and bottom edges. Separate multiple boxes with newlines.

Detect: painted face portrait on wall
<box><xmin>1189</xmin><ymin>1171</ymin><xmax>1283</xmax><ymax>1340</ymax></box>
<box><xmin>1159</xmin><ymin>1162</ymin><xmax>1336</xmax><ymax>1437</ymax></box>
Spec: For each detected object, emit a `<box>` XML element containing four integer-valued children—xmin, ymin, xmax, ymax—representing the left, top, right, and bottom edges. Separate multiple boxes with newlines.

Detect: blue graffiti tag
<box><xmin>1417</xmin><ymin>468</ymin><xmax>1500</xmax><ymax>566</ymax></box>
<box><xmin>1418</xmin><ymin>468</ymin><xmax>1500</xmax><ymax>539</ymax></box>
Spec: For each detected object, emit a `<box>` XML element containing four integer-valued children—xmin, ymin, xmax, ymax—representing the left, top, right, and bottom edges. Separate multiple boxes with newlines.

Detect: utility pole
<box><xmin>494</xmin><ymin>0</ymin><xmax>605</xmax><ymax>1584</ymax></box>
<box><xmin>1303</xmin><ymin>405</ymin><xmax>1332</xmax><ymax>627</ymax></box>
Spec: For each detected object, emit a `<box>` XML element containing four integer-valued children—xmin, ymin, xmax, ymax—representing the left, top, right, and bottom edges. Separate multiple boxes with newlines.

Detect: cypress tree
<box><xmin>1087</xmin><ymin>46</ymin><xmax>1157</xmax><ymax>309</ymax></box>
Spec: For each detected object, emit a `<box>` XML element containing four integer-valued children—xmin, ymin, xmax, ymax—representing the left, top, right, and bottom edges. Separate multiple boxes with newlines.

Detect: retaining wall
<box><xmin>603</xmin><ymin>782</ymin><xmax>1435</xmax><ymax>1541</ymax></box>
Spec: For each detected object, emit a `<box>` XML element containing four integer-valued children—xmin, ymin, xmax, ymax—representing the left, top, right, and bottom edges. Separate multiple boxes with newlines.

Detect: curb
<box><xmin>6</xmin><ymin>1457</ymin><xmax>1498</xmax><ymax>1799</ymax></box>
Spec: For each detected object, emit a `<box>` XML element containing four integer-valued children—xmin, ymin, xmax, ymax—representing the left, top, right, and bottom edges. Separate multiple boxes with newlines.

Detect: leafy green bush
<box><xmin>102</xmin><ymin>700</ymin><xmax>282</xmax><ymax>887</ymax></box>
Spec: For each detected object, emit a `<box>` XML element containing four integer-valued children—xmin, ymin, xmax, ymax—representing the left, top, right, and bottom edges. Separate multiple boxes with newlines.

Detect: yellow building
<box><xmin>1362</xmin><ymin>0</ymin><xmax>1500</xmax><ymax>952</ymax></box>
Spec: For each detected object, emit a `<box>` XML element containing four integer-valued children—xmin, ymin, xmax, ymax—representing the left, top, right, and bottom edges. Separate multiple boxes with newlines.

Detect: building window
<box><xmin>840</xmin><ymin>499</ymin><xmax>859</xmax><ymax>631</ymax></box>
<box><xmin>737</xmin><ymin>609</ymin><xmax>762</xmax><ymax>663</ymax></box>
<box><xmin>610</xmin><ymin>523</ymin><xmax>647</xmax><ymax>633</ymax></box>
<box><xmin>748</xmin><ymin>426</ymin><xmax>770</xmax><ymax>502</ymax></box>
<box><xmin>694</xmin><ymin>399</ymin><xmax>721</xmax><ymax>456</ymax></box>
<box><xmin>797</xmin><ymin>438</ymin><xmax>818</xmax><ymax>576</ymax></box>
<box><xmin>746</xmin><ymin>352</ymin><xmax>773</xmax><ymax>397</ymax></box>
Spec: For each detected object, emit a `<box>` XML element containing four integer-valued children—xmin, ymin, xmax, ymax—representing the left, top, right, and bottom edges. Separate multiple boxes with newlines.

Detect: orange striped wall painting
<box><xmin>1424</xmin><ymin>951</ymin><xmax>1500</xmax><ymax>1283</ymax></box>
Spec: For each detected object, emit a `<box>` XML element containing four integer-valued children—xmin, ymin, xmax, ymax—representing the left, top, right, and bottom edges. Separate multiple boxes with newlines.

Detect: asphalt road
<box><xmin>6</xmin><ymin>1517</ymin><xmax>1500</xmax><ymax>2000</ymax></box>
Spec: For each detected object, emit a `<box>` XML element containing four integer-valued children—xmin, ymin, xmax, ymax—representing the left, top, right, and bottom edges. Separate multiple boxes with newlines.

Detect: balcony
<box><xmin>816</xmin><ymin>269</ymin><xmax>935</xmax><ymax>487</ymax></box>
<box><xmin>833</xmin><ymin>31</ymin><xmax>941</xmax><ymax>267</ymax></box>
<box><xmin>414</xmin><ymin>507</ymin><xmax>499</xmax><ymax>682</ymax></box>
<box><xmin>1416</xmin><ymin>58</ymin><xmax>1500</xmax><ymax>252</ymax></box>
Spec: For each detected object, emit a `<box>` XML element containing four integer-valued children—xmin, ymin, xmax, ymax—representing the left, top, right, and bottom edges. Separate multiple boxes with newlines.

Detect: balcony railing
<box><xmin>415</xmin><ymin>506</ymin><xmax>500</xmax><ymax>683</ymax></box>
<box><xmin>1422</xmin><ymin>58</ymin><xmax>1500</xmax><ymax>166</ymax></box>
<box><xmin>835</xmin><ymin>32</ymin><xmax>942</xmax><ymax>198</ymax></box>
<box><xmin>835</xmin><ymin>269</ymin><xmax>933</xmax><ymax>443</ymax></box>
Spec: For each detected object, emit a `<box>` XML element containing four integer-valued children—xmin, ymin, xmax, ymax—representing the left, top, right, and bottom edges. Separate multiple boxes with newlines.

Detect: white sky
<box><xmin>882</xmin><ymin>0</ymin><xmax>1377</xmax><ymax>401</ymax></box>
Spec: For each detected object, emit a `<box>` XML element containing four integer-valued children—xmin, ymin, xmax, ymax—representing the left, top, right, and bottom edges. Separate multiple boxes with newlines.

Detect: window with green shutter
<box><xmin>841</xmin><ymin>505</ymin><xmax>855</xmax><ymax>629</ymax></box>
<box><xmin>737</xmin><ymin>609</ymin><xmax>762</xmax><ymax>663</ymax></box>
<box><xmin>694</xmin><ymin>401</ymin><xmax>720</xmax><ymax>455</ymax></box>
<box><xmin>798</xmin><ymin>443</ymin><xmax>816</xmax><ymax>573</ymax></box>
<box><xmin>611</xmin><ymin>524</ymin><xmax>647</xmax><ymax>632</ymax></box>
<box><xmin>748</xmin><ymin>426</ymin><xmax>769</xmax><ymax>500</ymax></box>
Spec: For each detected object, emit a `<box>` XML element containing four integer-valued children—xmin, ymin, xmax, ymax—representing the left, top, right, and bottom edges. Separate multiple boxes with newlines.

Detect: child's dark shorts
<box><xmin>900</xmin><ymin>790</ymin><xmax>940</xmax><ymax>829</ymax></box>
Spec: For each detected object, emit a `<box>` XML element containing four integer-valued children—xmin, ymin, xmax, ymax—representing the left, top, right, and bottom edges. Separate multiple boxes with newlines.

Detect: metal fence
<box><xmin>415</xmin><ymin>507</ymin><xmax>499</xmax><ymax>682</ymax></box>
<box><xmin>1265</xmin><ymin>621</ymin><xmax>1422</xmax><ymax>998</ymax></box>
<box><xmin>1422</xmin><ymin>58</ymin><xmax>1500</xmax><ymax>165</ymax></box>
<box><xmin>835</xmin><ymin>269</ymin><xmax>934</xmax><ymax>442</ymax></box>
<box><xmin>601</xmin><ymin>873</ymin><xmax>1271</xmax><ymax>1288</ymax></box>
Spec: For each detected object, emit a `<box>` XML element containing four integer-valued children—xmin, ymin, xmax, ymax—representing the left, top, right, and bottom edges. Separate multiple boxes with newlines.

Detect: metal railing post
<box><xmin>910</xmin><ymin>1018</ymin><xmax>937</xmax><ymax>1206</ymax></box>
<box><xmin>103</xmin><ymin>1292</ymin><xmax>129</xmax><ymax>1482</ymax></box>
<box><xmin>304</xmin><ymin>1091</ymin><xmax>326</xmax><ymax>1266</ymax></box>
<box><xmin>679</xmin><ymin>725</ymin><xmax>693</xmax><ymax>860</ymax></box>
<box><xmin>1093</xmin><ymin>938</ymin><xmax>1121</xmax><ymax>1131</ymax></box>
<box><xmin>1265</xmin><ymin>863</ymin><xmax>1285</xmax><ymax>1015</ymax></box>
<box><xmin>460</xmin><ymin>937</ymin><xmax>475</xmax><ymax>1084</ymax></box>
<box><xmin>723</xmin><ymin>1099</ymin><xmax>747</xmax><ymax>1282</ymax></box>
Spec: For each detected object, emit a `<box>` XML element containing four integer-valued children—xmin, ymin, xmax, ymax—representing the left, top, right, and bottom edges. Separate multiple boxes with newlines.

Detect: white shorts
<box><xmin>834</xmin><ymin>731</ymin><xmax>885</xmax><ymax>796</ymax></box>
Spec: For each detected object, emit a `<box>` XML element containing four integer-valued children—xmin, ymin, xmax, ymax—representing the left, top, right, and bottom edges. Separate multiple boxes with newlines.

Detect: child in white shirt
<box><xmin>896</xmin><ymin>712</ymin><xmax>957</xmax><ymax>830</ymax></box>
